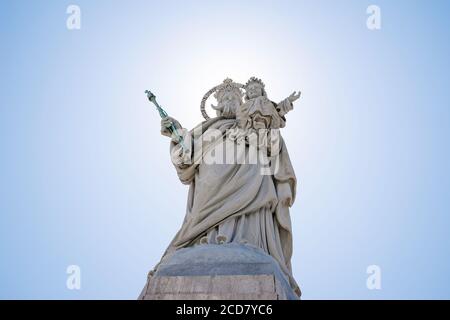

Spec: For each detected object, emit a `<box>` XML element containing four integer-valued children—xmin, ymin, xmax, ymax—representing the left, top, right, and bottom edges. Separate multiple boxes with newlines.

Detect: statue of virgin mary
<box><xmin>149</xmin><ymin>78</ymin><xmax>301</xmax><ymax>298</ymax></box>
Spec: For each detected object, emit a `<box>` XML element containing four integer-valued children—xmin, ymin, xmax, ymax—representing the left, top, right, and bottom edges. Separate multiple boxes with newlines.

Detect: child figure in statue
<box><xmin>237</xmin><ymin>77</ymin><xmax>300</xmax><ymax>130</ymax></box>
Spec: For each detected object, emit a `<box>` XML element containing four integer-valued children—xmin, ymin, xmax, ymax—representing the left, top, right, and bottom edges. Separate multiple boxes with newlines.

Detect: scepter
<box><xmin>145</xmin><ymin>90</ymin><xmax>186</xmax><ymax>149</ymax></box>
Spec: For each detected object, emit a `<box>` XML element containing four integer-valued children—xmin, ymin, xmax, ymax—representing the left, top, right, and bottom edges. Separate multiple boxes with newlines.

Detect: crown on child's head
<box><xmin>245</xmin><ymin>77</ymin><xmax>265</xmax><ymax>89</ymax></box>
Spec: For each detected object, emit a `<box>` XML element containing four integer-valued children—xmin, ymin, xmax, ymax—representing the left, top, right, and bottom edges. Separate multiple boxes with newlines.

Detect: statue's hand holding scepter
<box><xmin>145</xmin><ymin>90</ymin><xmax>186</xmax><ymax>150</ymax></box>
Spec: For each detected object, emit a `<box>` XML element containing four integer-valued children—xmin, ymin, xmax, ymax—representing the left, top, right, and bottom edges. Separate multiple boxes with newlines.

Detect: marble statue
<box><xmin>146</xmin><ymin>78</ymin><xmax>302</xmax><ymax>298</ymax></box>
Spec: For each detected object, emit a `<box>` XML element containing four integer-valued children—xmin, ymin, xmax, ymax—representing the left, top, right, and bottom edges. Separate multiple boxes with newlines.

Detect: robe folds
<box><xmin>155</xmin><ymin>116</ymin><xmax>300</xmax><ymax>297</ymax></box>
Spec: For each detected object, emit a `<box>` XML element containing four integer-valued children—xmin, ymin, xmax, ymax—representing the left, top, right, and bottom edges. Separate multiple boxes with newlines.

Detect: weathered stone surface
<box><xmin>141</xmin><ymin>275</ymin><xmax>280</xmax><ymax>300</ymax></box>
<box><xmin>139</xmin><ymin>244</ymin><xmax>299</xmax><ymax>300</ymax></box>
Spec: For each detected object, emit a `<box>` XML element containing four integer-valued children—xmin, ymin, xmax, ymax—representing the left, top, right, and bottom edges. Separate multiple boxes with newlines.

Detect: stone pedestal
<box><xmin>140</xmin><ymin>274</ymin><xmax>284</xmax><ymax>300</ymax></box>
<box><xmin>139</xmin><ymin>243</ymin><xmax>299</xmax><ymax>300</ymax></box>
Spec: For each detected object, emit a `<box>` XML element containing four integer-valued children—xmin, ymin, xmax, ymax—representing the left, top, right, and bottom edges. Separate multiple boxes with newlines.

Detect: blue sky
<box><xmin>1</xmin><ymin>0</ymin><xmax>449</xmax><ymax>299</ymax></box>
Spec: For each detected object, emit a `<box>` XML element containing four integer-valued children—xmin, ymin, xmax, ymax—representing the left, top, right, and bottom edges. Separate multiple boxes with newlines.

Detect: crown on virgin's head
<box><xmin>245</xmin><ymin>77</ymin><xmax>265</xmax><ymax>89</ymax></box>
<box><xmin>214</xmin><ymin>78</ymin><xmax>244</xmax><ymax>99</ymax></box>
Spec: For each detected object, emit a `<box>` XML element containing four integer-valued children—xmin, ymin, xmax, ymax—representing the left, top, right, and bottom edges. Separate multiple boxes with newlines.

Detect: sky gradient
<box><xmin>1</xmin><ymin>0</ymin><xmax>450</xmax><ymax>299</ymax></box>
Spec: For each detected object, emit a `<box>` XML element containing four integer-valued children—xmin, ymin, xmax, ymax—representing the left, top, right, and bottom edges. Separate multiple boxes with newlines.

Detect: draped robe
<box><xmin>154</xmin><ymin>116</ymin><xmax>301</xmax><ymax>297</ymax></box>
